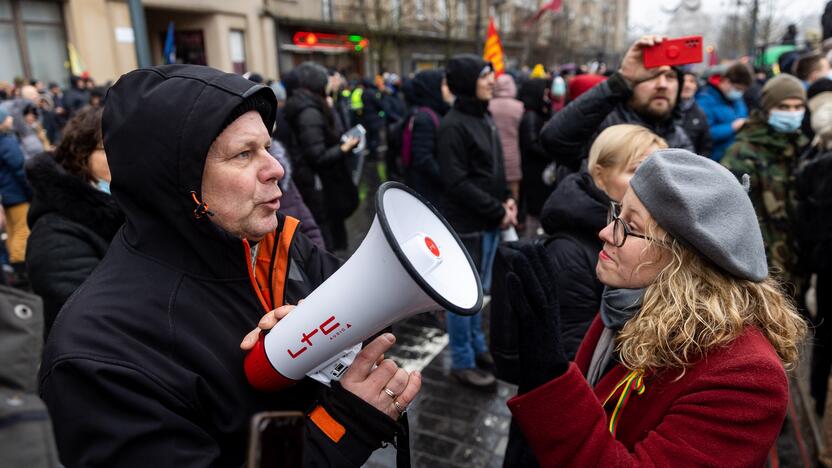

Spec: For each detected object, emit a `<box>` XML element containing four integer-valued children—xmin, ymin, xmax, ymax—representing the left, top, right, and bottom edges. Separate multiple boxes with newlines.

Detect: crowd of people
<box><xmin>1</xmin><ymin>9</ymin><xmax>832</xmax><ymax>467</ymax></box>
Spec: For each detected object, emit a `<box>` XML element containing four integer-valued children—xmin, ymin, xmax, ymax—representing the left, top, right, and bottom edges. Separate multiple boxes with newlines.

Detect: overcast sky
<box><xmin>629</xmin><ymin>0</ymin><xmax>825</xmax><ymax>37</ymax></box>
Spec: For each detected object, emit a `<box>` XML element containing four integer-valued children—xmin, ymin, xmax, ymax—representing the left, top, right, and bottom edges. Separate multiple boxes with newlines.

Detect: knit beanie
<box><xmin>216</xmin><ymin>87</ymin><xmax>276</xmax><ymax>141</ymax></box>
<box><xmin>630</xmin><ymin>149</ymin><xmax>768</xmax><ymax>282</ymax></box>
<box><xmin>446</xmin><ymin>54</ymin><xmax>491</xmax><ymax>98</ymax></box>
<box><xmin>761</xmin><ymin>74</ymin><xmax>806</xmax><ymax>112</ymax></box>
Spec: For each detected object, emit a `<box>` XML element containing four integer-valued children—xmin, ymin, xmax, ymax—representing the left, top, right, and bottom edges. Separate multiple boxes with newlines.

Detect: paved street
<box><xmin>365</xmin><ymin>314</ymin><xmax>516</xmax><ymax>468</ymax></box>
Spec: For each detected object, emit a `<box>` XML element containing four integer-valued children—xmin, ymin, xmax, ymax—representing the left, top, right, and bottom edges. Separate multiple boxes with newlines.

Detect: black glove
<box><xmin>504</xmin><ymin>242</ymin><xmax>568</xmax><ymax>393</ymax></box>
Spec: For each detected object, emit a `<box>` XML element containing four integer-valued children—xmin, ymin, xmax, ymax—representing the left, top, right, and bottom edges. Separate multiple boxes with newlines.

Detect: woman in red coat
<box><xmin>505</xmin><ymin>148</ymin><xmax>807</xmax><ymax>467</ymax></box>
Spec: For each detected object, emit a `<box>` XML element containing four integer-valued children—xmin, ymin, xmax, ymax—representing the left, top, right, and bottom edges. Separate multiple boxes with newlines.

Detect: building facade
<box><xmin>2</xmin><ymin>0</ymin><xmax>278</xmax><ymax>85</ymax></box>
<box><xmin>0</xmin><ymin>0</ymin><xmax>628</xmax><ymax>86</ymax></box>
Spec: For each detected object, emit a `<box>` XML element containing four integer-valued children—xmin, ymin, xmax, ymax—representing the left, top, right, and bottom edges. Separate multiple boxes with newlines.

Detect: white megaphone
<box><xmin>245</xmin><ymin>182</ymin><xmax>483</xmax><ymax>391</ymax></box>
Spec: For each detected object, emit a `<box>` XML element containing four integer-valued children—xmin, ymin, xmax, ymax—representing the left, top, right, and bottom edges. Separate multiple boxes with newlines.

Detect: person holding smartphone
<box><xmin>540</xmin><ymin>36</ymin><xmax>694</xmax><ymax>172</ymax></box>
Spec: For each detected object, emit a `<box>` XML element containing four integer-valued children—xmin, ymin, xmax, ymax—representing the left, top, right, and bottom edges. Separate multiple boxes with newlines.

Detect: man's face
<box><xmin>475</xmin><ymin>70</ymin><xmax>495</xmax><ymax>101</ymax></box>
<box><xmin>629</xmin><ymin>67</ymin><xmax>678</xmax><ymax>121</ymax></box>
<box><xmin>681</xmin><ymin>74</ymin><xmax>698</xmax><ymax>100</ymax></box>
<box><xmin>201</xmin><ymin>110</ymin><xmax>284</xmax><ymax>242</ymax></box>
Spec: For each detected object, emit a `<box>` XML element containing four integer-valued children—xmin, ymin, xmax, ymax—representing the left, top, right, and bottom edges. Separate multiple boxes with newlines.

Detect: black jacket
<box><xmin>39</xmin><ymin>65</ymin><xmax>397</xmax><ymax>468</ymax></box>
<box><xmin>438</xmin><ymin>96</ymin><xmax>510</xmax><ymax>233</ymax></box>
<box><xmin>517</xmin><ymin>79</ymin><xmax>554</xmax><ymax>217</ymax></box>
<box><xmin>541</xmin><ymin>72</ymin><xmax>693</xmax><ymax>171</ymax></box>
<box><xmin>677</xmin><ymin>100</ymin><xmax>713</xmax><ymax>157</ymax></box>
<box><xmin>25</xmin><ymin>153</ymin><xmax>124</xmax><ymax>338</ymax></box>
<box><xmin>405</xmin><ymin>70</ymin><xmax>449</xmax><ymax>209</ymax></box>
<box><xmin>540</xmin><ymin>171</ymin><xmax>608</xmax><ymax>358</ymax></box>
<box><xmin>796</xmin><ymin>145</ymin><xmax>832</xmax><ymax>272</ymax></box>
<box><xmin>283</xmin><ymin>90</ymin><xmax>350</xmax><ymax>222</ymax></box>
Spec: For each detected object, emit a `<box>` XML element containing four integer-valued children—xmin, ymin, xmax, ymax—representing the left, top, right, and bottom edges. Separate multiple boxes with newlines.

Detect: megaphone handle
<box><xmin>244</xmin><ymin>334</ymin><xmax>297</xmax><ymax>392</ymax></box>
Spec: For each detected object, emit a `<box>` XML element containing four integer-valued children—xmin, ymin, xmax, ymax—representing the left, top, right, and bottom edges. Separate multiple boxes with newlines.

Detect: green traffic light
<box><xmin>349</xmin><ymin>35</ymin><xmax>362</xmax><ymax>42</ymax></box>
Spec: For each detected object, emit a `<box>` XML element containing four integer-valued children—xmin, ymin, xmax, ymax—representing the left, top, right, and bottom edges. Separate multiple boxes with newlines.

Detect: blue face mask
<box><xmin>726</xmin><ymin>88</ymin><xmax>744</xmax><ymax>102</ymax></box>
<box><xmin>768</xmin><ymin>110</ymin><xmax>805</xmax><ymax>133</ymax></box>
<box><xmin>96</xmin><ymin>179</ymin><xmax>111</xmax><ymax>194</ymax></box>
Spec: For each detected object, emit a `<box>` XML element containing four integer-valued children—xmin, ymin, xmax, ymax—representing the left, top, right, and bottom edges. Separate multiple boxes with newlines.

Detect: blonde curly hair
<box><xmin>616</xmin><ymin>230</ymin><xmax>807</xmax><ymax>373</ymax></box>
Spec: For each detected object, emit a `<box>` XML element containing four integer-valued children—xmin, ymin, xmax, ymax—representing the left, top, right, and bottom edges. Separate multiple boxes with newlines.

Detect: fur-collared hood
<box><xmin>26</xmin><ymin>152</ymin><xmax>124</xmax><ymax>241</ymax></box>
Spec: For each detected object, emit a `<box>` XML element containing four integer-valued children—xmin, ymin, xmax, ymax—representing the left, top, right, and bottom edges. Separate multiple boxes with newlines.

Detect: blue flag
<box><xmin>163</xmin><ymin>21</ymin><xmax>176</xmax><ymax>64</ymax></box>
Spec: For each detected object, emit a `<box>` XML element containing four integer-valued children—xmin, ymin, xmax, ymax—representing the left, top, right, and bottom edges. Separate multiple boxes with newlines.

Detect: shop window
<box><xmin>0</xmin><ymin>0</ymin><xmax>68</xmax><ymax>84</ymax></box>
<box><xmin>229</xmin><ymin>29</ymin><xmax>246</xmax><ymax>75</ymax></box>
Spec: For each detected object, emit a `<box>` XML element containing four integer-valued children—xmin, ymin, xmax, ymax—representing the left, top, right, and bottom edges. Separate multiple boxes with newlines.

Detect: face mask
<box><xmin>726</xmin><ymin>88</ymin><xmax>744</xmax><ymax>102</ymax></box>
<box><xmin>552</xmin><ymin>77</ymin><xmax>566</xmax><ymax>97</ymax></box>
<box><xmin>96</xmin><ymin>179</ymin><xmax>111</xmax><ymax>194</ymax></box>
<box><xmin>768</xmin><ymin>110</ymin><xmax>805</xmax><ymax>133</ymax></box>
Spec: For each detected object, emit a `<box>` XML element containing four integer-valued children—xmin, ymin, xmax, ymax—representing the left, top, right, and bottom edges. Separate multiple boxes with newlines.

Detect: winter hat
<box><xmin>446</xmin><ymin>54</ymin><xmax>491</xmax><ymax>98</ymax></box>
<box><xmin>568</xmin><ymin>74</ymin><xmax>606</xmax><ymax>101</ymax></box>
<box><xmin>286</xmin><ymin>62</ymin><xmax>329</xmax><ymax>97</ymax></box>
<box><xmin>630</xmin><ymin>149</ymin><xmax>768</xmax><ymax>282</ymax></box>
<box><xmin>761</xmin><ymin>74</ymin><xmax>806</xmax><ymax>112</ymax></box>
<box><xmin>216</xmin><ymin>87</ymin><xmax>276</xmax><ymax>141</ymax></box>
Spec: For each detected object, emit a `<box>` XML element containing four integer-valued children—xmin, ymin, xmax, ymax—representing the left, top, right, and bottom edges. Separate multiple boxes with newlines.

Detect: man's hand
<box><xmin>731</xmin><ymin>118</ymin><xmax>747</xmax><ymax>132</ymax></box>
<box><xmin>240</xmin><ymin>305</ymin><xmax>295</xmax><ymax>350</ymax></box>
<box><xmin>340</xmin><ymin>334</ymin><xmax>421</xmax><ymax>420</ymax></box>
<box><xmin>618</xmin><ymin>36</ymin><xmax>670</xmax><ymax>87</ymax></box>
<box><xmin>340</xmin><ymin>136</ymin><xmax>360</xmax><ymax>153</ymax></box>
<box><xmin>240</xmin><ymin>307</ymin><xmax>421</xmax><ymax>420</ymax></box>
<box><xmin>500</xmin><ymin>198</ymin><xmax>518</xmax><ymax>229</ymax></box>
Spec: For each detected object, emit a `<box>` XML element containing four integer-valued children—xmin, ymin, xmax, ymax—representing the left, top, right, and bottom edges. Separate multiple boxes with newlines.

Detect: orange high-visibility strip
<box><xmin>309</xmin><ymin>405</ymin><xmax>345</xmax><ymax>443</ymax></box>
<box><xmin>253</xmin><ymin>216</ymin><xmax>300</xmax><ymax>310</ymax></box>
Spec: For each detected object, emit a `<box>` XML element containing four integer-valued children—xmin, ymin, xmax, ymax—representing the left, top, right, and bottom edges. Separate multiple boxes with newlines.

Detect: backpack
<box><xmin>400</xmin><ymin>107</ymin><xmax>440</xmax><ymax>168</ymax></box>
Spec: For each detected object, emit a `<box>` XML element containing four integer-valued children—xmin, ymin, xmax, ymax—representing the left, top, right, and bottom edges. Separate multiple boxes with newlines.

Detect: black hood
<box><xmin>541</xmin><ymin>171</ymin><xmax>610</xmax><ymax>236</ymax></box>
<box><xmin>102</xmin><ymin>65</ymin><xmax>277</xmax><ymax>278</ymax></box>
<box><xmin>518</xmin><ymin>78</ymin><xmax>550</xmax><ymax>114</ymax></box>
<box><xmin>26</xmin><ymin>152</ymin><xmax>124</xmax><ymax>242</ymax></box>
<box><xmin>446</xmin><ymin>54</ymin><xmax>489</xmax><ymax>98</ymax></box>
<box><xmin>411</xmin><ymin>69</ymin><xmax>450</xmax><ymax>115</ymax></box>
<box><xmin>284</xmin><ymin>62</ymin><xmax>329</xmax><ymax>98</ymax></box>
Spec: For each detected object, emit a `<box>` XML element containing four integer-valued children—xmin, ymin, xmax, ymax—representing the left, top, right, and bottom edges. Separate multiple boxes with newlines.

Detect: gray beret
<box><xmin>630</xmin><ymin>149</ymin><xmax>768</xmax><ymax>282</ymax></box>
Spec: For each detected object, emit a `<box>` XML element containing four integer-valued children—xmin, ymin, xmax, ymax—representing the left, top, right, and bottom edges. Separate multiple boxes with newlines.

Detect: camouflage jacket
<box><xmin>721</xmin><ymin>116</ymin><xmax>808</xmax><ymax>288</ymax></box>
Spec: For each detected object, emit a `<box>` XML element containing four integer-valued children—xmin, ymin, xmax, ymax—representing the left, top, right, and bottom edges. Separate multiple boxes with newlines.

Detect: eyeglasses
<box><xmin>606</xmin><ymin>202</ymin><xmax>652</xmax><ymax>248</ymax></box>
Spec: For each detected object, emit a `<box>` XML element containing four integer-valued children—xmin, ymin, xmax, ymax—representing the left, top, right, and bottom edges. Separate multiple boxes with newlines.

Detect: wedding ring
<box><xmin>393</xmin><ymin>400</ymin><xmax>406</xmax><ymax>414</ymax></box>
<box><xmin>383</xmin><ymin>387</ymin><xmax>397</xmax><ymax>399</ymax></box>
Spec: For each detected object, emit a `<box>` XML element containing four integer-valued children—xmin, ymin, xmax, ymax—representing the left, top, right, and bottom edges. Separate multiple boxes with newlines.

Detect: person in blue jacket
<box><xmin>696</xmin><ymin>62</ymin><xmax>753</xmax><ymax>161</ymax></box>
<box><xmin>0</xmin><ymin>107</ymin><xmax>33</xmax><ymax>287</ymax></box>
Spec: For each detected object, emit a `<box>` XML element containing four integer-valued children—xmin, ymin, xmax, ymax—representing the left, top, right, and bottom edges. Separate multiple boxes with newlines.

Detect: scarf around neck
<box><xmin>599</xmin><ymin>286</ymin><xmax>645</xmax><ymax>330</ymax></box>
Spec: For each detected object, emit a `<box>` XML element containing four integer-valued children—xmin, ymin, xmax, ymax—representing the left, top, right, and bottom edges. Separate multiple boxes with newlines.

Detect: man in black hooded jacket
<box><xmin>39</xmin><ymin>65</ymin><xmax>419</xmax><ymax>467</ymax></box>
<box><xmin>541</xmin><ymin>36</ymin><xmax>693</xmax><ymax>171</ymax></box>
<box><xmin>438</xmin><ymin>55</ymin><xmax>516</xmax><ymax>389</ymax></box>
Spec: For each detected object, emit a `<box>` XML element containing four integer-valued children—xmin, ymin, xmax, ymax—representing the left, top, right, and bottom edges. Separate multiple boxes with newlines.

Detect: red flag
<box><xmin>483</xmin><ymin>17</ymin><xmax>505</xmax><ymax>77</ymax></box>
<box><xmin>525</xmin><ymin>0</ymin><xmax>562</xmax><ymax>26</ymax></box>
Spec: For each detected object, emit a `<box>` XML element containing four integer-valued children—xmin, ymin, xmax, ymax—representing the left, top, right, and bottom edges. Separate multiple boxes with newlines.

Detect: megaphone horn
<box><xmin>245</xmin><ymin>182</ymin><xmax>483</xmax><ymax>391</ymax></box>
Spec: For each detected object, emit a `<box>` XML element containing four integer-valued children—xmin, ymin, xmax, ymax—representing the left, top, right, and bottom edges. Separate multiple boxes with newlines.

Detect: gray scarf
<box><xmin>587</xmin><ymin>287</ymin><xmax>644</xmax><ymax>387</ymax></box>
<box><xmin>599</xmin><ymin>287</ymin><xmax>645</xmax><ymax>330</ymax></box>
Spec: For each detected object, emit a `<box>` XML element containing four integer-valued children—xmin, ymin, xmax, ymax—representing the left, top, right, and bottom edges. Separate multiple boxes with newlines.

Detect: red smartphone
<box><xmin>643</xmin><ymin>36</ymin><xmax>703</xmax><ymax>68</ymax></box>
<box><xmin>247</xmin><ymin>411</ymin><xmax>305</xmax><ymax>468</ymax></box>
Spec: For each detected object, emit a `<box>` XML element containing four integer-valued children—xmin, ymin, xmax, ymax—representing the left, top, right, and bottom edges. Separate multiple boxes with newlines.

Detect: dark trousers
<box><xmin>812</xmin><ymin>270</ymin><xmax>832</xmax><ymax>416</ymax></box>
